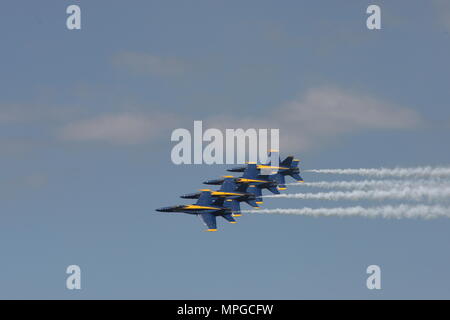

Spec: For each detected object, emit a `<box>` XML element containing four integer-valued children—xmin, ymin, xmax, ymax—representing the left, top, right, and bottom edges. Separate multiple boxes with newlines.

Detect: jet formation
<box><xmin>156</xmin><ymin>151</ymin><xmax>304</xmax><ymax>231</ymax></box>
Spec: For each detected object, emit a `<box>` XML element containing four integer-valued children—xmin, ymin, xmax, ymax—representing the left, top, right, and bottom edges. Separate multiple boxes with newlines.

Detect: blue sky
<box><xmin>1</xmin><ymin>0</ymin><xmax>450</xmax><ymax>299</ymax></box>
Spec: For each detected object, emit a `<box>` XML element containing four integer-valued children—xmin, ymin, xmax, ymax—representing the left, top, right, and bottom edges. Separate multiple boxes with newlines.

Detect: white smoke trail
<box><xmin>305</xmin><ymin>166</ymin><xmax>450</xmax><ymax>178</ymax></box>
<box><xmin>264</xmin><ymin>186</ymin><xmax>450</xmax><ymax>201</ymax></box>
<box><xmin>286</xmin><ymin>179</ymin><xmax>450</xmax><ymax>190</ymax></box>
<box><xmin>243</xmin><ymin>204</ymin><xmax>450</xmax><ymax>219</ymax></box>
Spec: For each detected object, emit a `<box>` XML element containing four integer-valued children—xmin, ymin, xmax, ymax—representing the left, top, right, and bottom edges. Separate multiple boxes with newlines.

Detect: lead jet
<box><xmin>180</xmin><ymin>177</ymin><xmax>259</xmax><ymax>217</ymax></box>
<box><xmin>156</xmin><ymin>191</ymin><xmax>236</xmax><ymax>231</ymax></box>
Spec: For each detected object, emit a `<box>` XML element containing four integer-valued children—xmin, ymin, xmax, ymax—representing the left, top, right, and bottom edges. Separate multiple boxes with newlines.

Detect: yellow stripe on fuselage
<box><xmin>184</xmin><ymin>205</ymin><xmax>220</xmax><ymax>210</ymax></box>
<box><xmin>238</xmin><ymin>178</ymin><xmax>267</xmax><ymax>183</ymax></box>
<box><xmin>257</xmin><ymin>165</ymin><xmax>290</xmax><ymax>170</ymax></box>
<box><xmin>211</xmin><ymin>191</ymin><xmax>242</xmax><ymax>196</ymax></box>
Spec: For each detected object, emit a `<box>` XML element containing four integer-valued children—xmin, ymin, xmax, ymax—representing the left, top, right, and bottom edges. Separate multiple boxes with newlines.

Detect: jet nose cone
<box><xmin>203</xmin><ymin>179</ymin><xmax>223</xmax><ymax>185</ymax></box>
<box><xmin>180</xmin><ymin>192</ymin><xmax>200</xmax><ymax>199</ymax></box>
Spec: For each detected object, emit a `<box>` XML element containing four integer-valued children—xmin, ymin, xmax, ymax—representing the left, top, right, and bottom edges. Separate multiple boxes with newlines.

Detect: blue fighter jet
<box><xmin>227</xmin><ymin>152</ymin><xmax>304</xmax><ymax>190</ymax></box>
<box><xmin>205</xmin><ymin>163</ymin><xmax>280</xmax><ymax>204</ymax></box>
<box><xmin>156</xmin><ymin>191</ymin><xmax>236</xmax><ymax>231</ymax></box>
<box><xmin>180</xmin><ymin>177</ymin><xmax>260</xmax><ymax>217</ymax></box>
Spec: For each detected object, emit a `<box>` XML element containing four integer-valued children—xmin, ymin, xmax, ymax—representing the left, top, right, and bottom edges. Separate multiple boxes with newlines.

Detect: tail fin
<box><xmin>280</xmin><ymin>156</ymin><xmax>294</xmax><ymax>168</ymax></box>
<box><xmin>195</xmin><ymin>191</ymin><xmax>213</xmax><ymax>206</ymax></box>
<box><xmin>247</xmin><ymin>185</ymin><xmax>263</xmax><ymax>203</ymax></box>
<box><xmin>289</xmin><ymin>159</ymin><xmax>303</xmax><ymax>181</ymax></box>
<box><xmin>220</xmin><ymin>177</ymin><xmax>237</xmax><ymax>192</ymax></box>
<box><xmin>291</xmin><ymin>159</ymin><xmax>300</xmax><ymax>168</ymax></box>
<box><xmin>224</xmin><ymin>199</ymin><xmax>242</xmax><ymax>216</ymax></box>
<box><xmin>242</xmin><ymin>163</ymin><xmax>259</xmax><ymax>179</ymax></box>
<box><xmin>236</xmin><ymin>183</ymin><xmax>248</xmax><ymax>193</ymax></box>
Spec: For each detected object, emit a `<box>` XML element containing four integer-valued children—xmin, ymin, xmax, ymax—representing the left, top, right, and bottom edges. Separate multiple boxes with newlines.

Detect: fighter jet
<box><xmin>227</xmin><ymin>150</ymin><xmax>289</xmax><ymax>173</ymax></box>
<box><xmin>156</xmin><ymin>191</ymin><xmax>236</xmax><ymax>231</ymax></box>
<box><xmin>267</xmin><ymin>156</ymin><xmax>304</xmax><ymax>190</ymax></box>
<box><xmin>205</xmin><ymin>163</ymin><xmax>280</xmax><ymax>203</ymax></box>
<box><xmin>227</xmin><ymin>153</ymin><xmax>303</xmax><ymax>190</ymax></box>
<box><xmin>180</xmin><ymin>177</ymin><xmax>259</xmax><ymax>217</ymax></box>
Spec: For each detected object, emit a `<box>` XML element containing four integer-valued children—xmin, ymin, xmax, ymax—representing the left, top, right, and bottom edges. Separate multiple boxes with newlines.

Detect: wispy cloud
<box><xmin>112</xmin><ymin>51</ymin><xmax>188</xmax><ymax>76</ymax></box>
<box><xmin>59</xmin><ymin>113</ymin><xmax>179</xmax><ymax>145</ymax></box>
<box><xmin>1</xmin><ymin>86</ymin><xmax>422</xmax><ymax>150</ymax></box>
<box><xmin>206</xmin><ymin>86</ymin><xmax>422</xmax><ymax>152</ymax></box>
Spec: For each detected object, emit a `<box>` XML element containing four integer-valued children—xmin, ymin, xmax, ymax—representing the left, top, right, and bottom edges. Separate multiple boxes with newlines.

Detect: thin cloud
<box><xmin>60</xmin><ymin>113</ymin><xmax>179</xmax><ymax>145</ymax></box>
<box><xmin>205</xmin><ymin>86</ymin><xmax>423</xmax><ymax>152</ymax></box>
<box><xmin>50</xmin><ymin>86</ymin><xmax>422</xmax><ymax>149</ymax></box>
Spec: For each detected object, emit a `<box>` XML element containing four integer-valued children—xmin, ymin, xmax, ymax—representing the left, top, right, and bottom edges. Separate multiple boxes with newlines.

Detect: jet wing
<box><xmin>245</xmin><ymin>199</ymin><xmax>259</xmax><ymax>208</ymax></box>
<box><xmin>199</xmin><ymin>212</ymin><xmax>217</xmax><ymax>231</ymax></box>
<box><xmin>291</xmin><ymin>173</ymin><xmax>304</xmax><ymax>181</ymax></box>
<box><xmin>221</xmin><ymin>213</ymin><xmax>237</xmax><ymax>223</ymax></box>
<box><xmin>273</xmin><ymin>173</ymin><xmax>287</xmax><ymax>190</ymax></box>
<box><xmin>267</xmin><ymin>185</ymin><xmax>280</xmax><ymax>194</ymax></box>
<box><xmin>224</xmin><ymin>199</ymin><xmax>242</xmax><ymax>216</ymax></box>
